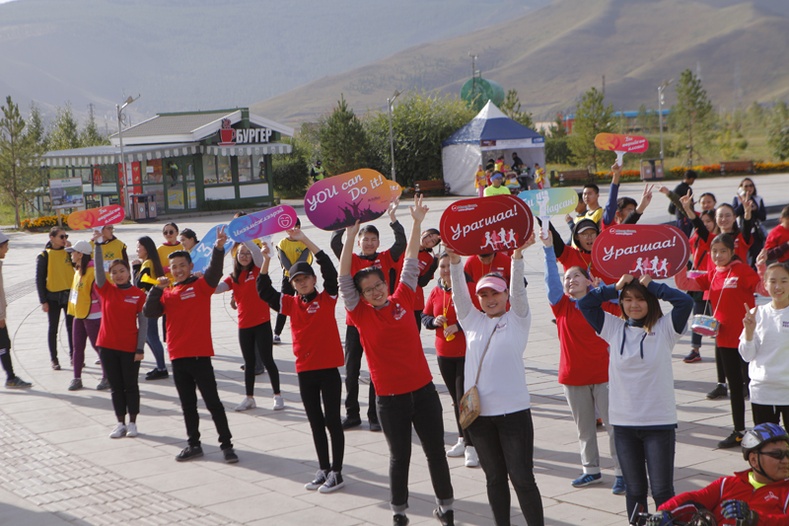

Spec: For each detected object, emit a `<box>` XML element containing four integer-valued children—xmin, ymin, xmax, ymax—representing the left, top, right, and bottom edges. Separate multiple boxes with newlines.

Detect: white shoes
<box><xmin>235</xmin><ymin>397</ymin><xmax>257</xmax><ymax>411</ymax></box>
<box><xmin>126</xmin><ymin>422</ymin><xmax>138</xmax><ymax>437</ymax></box>
<box><xmin>446</xmin><ymin>438</ymin><xmax>466</xmax><ymax>458</ymax></box>
<box><xmin>109</xmin><ymin>423</ymin><xmax>127</xmax><ymax>439</ymax></box>
<box><xmin>273</xmin><ymin>395</ymin><xmax>285</xmax><ymax>410</ymax></box>
<box><xmin>465</xmin><ymin>446</ymin><xmax>479</xmax><ymax>467</ymax></box>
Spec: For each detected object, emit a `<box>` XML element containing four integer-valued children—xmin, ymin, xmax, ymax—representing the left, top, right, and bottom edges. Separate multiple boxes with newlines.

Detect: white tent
<box><xmin>442</xmin><ymin>101</ymin><xmax>545</xmax><ymax>195</ymax></box>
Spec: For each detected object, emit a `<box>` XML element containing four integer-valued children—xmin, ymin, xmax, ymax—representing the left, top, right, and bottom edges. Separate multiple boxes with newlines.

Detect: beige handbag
<box><xmin>459</xmin><ymin>325</ymin><xmax>498</xmax><ymax>429</ymax></box>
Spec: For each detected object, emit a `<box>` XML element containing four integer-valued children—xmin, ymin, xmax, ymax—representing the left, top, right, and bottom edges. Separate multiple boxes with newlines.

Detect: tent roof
<box><xmin>442</xmin><ymin>101</ymin><xmax>543</xmax><ymax>146</ymax></box>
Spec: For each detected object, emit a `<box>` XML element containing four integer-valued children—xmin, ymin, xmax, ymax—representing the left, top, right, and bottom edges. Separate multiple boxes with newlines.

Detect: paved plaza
<box><xmin>1</xmin><ymin>173</ymin><xmax>788</xmax><ymax>525</ymax></box>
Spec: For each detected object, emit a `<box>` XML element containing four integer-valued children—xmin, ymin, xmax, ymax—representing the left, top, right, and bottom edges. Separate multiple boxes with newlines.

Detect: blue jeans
<box><xmin>614</xmin><ymin>426</ymin><xmax>675</xmax><ymax>521</ymax></box>
<box><xmin>376</xmin><ymin>382</ymin><xmax>453</xmax><ymax>513</ymax></box>
<box><xmin>146</xmin><ymin>314</ymin><xmax>166</xmax><ymax>370</ymax></box>
<box><xmin>467</xmin><ymin>409</ymin><xmax>544</xmax><ymax>526</ymax></box>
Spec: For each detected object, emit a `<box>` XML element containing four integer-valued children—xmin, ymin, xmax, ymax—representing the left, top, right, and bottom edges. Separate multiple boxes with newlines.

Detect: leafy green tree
<box><xmin>768</xmin><ymin>100</ymin><xmax>789</xmax><ymax>161</ymax></box>
<box><xmin>272</xmin><ymin>133</ymin><xmax>311</xmax><ymax>198</ymax></box>
<box><xmin>80</xmin><ymin>103</ymin><xmax>109</xmax><ymax>147</ymax></box>
<box><xmin>567</xmin><ymin>87</ymin><xmax>615</xmax><ymax>171</ymax></box>
<box><xmin>49</xmin><ymin>103</ymin><xmax>80</xmax><ymax>151</ymax></box>
<box><xmin>500</xmin><ymin>89</ymin><xmax>534</xmax><ymax>129</ymax></box>
<box><xmin>318</xmin><ymin>95</ymin><xmax>371</xmax><ymax>176</ymax></box>
<box><xmin>669</xmin><ymin>69</ymin><xmax>715</xmax><ymax>166</ymax></box>
<box><xmin>548</xmin><ymin>113</ymin><xmax>568</xmax><ymax>138</ymax></box>
<box><xmin>0</xmin><ymin>96</ymin><xmax>45</xmax><ymax>228</ymax></box>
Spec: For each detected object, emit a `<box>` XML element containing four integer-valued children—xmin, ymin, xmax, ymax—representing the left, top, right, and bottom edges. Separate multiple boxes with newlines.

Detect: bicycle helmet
<box><xmin>742</xmin><ymin>423</ymin><xmax>789</xmax><ymax>461</ymax></box>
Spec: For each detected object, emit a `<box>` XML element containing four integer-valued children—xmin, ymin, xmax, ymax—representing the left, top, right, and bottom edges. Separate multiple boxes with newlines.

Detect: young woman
<box><xmin>733</xmin><ymin>178</ymin><xmax>768</xmax><ymax>267</ymax></box>
<box><xmin>66</xmin><ymin>240</ymin><xmax>107</xmax><ymax>391</ymax></box>
<box><xmin>740</xmin><ymin>261</ymin><xmax>789</xmax><ymax>427</ymax></box>
<box><xmin>578</xmin><ymin>273</ymin><xmax>693</xmax><ymax>521</ymax></box>
<box><xmin>675</xmin><ymin>233</ymin><xmax>767</xmax><ymax>448</ymax></box>
<box><xmin>449</xmin><ymin>231</ymin><xmax>544</xmax><ymax>526</ymax></box>
<box><xmin>132</xmin><ymin>236</ymin><xmax>168</xmax><ymax>380</ymax></box>
<box><xmin>35</xmin><ymin>226</ymin><xmax>75</xmax><ymax>370</ymax></box>
<box><xmin>273</xmin><ymin>219</ymin><xmax>312</xmax><ymax>344</ymax></box>
<box><xmin>764</xmin><ymin>205</ymin><xmax>789</xmax><ymax>263</ymax></box>
<box><xmin>178</xmin><ymin>228</ymin><xmax>199</xmax><ymax>252</ymax></box>
<box><xmin>257</xmin><ymin>229</ymin><xmax>346</xmax><ymax>494</ymax></box>
<box><xmin>681</xmin><ymin>191</ymin><xmax>753</xmax><ymax>267</ymax></box>
<box><xmin>541</xmin><ymin>234</ymin><xmax>624</xmax><ymax>495</ymax></box>
<box><xmin>339</xmin><ymin>196</ymin><xmax>454</xmax><ymax>526</ymax></box>
<box><xmin>683</xmin><ymin>210</ymin><xmax>716</xmax><ymax>364</ymax></box>
<box><xmin>158</xmin><ymin>222</ymin><xmax>183</xmax><ymax>264</ymax></box>
<box><xmin>421</xmin><ymin>253</ymin><xmax>478</xmax><ymax>468</ymax></box>
<box><xmin>93</xmin><ymin>231</ymin><xmax>147</xmax><ymax>439</ymax></box>
<box><xmin>414</xmin><ymin>228</ymin><xmax>440</xmax><ymax>331</ymax></box>
<box><xmin>214</xmin><ymin>242</ymin><xmax>281</xmax><ymax>411</ymax></box>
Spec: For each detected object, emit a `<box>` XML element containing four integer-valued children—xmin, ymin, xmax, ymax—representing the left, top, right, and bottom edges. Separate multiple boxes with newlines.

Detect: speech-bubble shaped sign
<box><xmin>439</xmin><ymin>195</ymin><xmax>533</xmax><ymax>256</ymax></box>
<box><xmin>388</xmin><ymin>180</ymin><xmax>403</xmax><ymax>201</ymax></box>
<box><xmin>227</xmin><ymin>205</ymin><xmax>298</xmax><ymax>243</ymax></box>
<box><xmin>67</xmin><ymin>205</ymin><xmax>125</xmax><ymax>230</ymax></box>
<box><xmin>592</xmin><ymin>224</ymin><xmax>690</xmax><ymax>281</ymax></box>
<box><xmin>304</xmin><ymin>168</ymin><xmax>395</xmax><ymax>231</ymax></box>
<box><xmin>594</xmin><ymin>133</ymin><xmax>649</xmax><ymax>153</ymax></box>
<box><xmin>518</xmin><ymin>187</ymin><xmax>578</xmax><ymax>217</ymax></box>
<box><xmin>189</xmin><ymin>224</ymin><xmax>236</xmax><ymax>273</ymax></box>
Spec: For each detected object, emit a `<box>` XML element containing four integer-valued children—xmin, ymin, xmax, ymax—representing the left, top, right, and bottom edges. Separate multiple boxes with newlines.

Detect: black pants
<box><xmin>752</xmin><ymin>403</ymin><xmax>789</xmax><ymax>428</ymax></box>
<box><xmin>299</xmin><ymin>367</ymin><xmax>344</xmax><ymax>472</ymax></box>
<box><xmin>0</xmin><ymin>326</ymin><xmax>15</xmax><ymax>380</ymax></box>
<box><xmin>274</xmin><ymin>277</ymin><xmax>295</xmax><ymax>336</ymax></box>
<box><xmin>238</xmin><ymin>321</ymin><xmax>278</xmax><ymax>397</ymax></box>
<box><xmin>414</xmin><ymin>310</ymin><xmax>422</xmax><ymax>333</ymax></box>
<box><xmin>437</xmin><ymin>355</ymin><xmax>472</xmax><ymax>445</ymax></box>
<box><xmin>468</xmin><ymin>409</ymin><xmax>544</xmax><ymax>526</ymax></box>
<box><xmin>376</xmin><ymin>382</ymin><xmax>453</xmax><ymax>513</ymax></box>
<box><xmin>718</xmin><ymin>346</ymin><xmax>749</xmax><ymax>431</ymax></box>
<box><xmin>172</xmin><ymin>357</ymin><xmax>233</xmax><ymax>450</ymax></box>
<box><xmin>47</xmin><ymin>299</ymin><xmax>73</xmax><ymax>362</ymax></box>
<box><xmin>100</xmin><ymin>347</ymin><xmax>141</xmax><ymax>421</ymax></box>
<box><xmin>344</xmin><ymin>325</ymin><xmax>377</xmax><ymax>423</ymax></box>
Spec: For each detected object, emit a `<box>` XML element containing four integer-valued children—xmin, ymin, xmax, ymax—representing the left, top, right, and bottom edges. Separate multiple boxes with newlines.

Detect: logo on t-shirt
<box><xmin>723</xmin><ymin>276</ymin><xmax>740</xmax><ymax>289</ymax></box>
<box><xmin>307</xmin><ymin>302</ymin><xmax>320</xmax><ymax>314</ymax></box>
<box><xmin>180</xmin><ymin>287</ymin><xmax>196</xmax><ymax>300</ymax></box>
<box><xmin>124</xmin><ymin>295</ymin><xmax>142</xmax><ymax>304</ymax></box>
<box><xmin>764</xmin><ymin>490</ymin><xmax>779</xmax><ymax>502</ymax></box>
<box><xmin>392</xmin><ymin>303</ymin><xmax>406</xmax><ymax>321</ymax></box>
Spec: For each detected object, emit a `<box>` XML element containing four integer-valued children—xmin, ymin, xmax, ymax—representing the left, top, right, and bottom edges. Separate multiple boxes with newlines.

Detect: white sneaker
<box><xmin>446</xmin><ymin>437</ymin><xmax>466</xmax><ymax>458</ymax></box>
<box><xmin>273</xmin><ymin>395</ymin><xmax>285</xmax><ymax>410</ymax></box>
<box><xmin>109</xmin><ymin>423</ymin><xmax>127</xmax><ymax>439</ymax></box>
<box><xmin>126</xmin><ymin>422</ymin><xmax>138</xmax><ymax>437</ymax></box>
<box><xmin>235</xmin><ymin>397</ymin><xmax>257</xmax><ymax>412</ymax></box>
<box><xmin>465</xmin><ymin>446</ymin><xmax>479</xmax><ymax>467</ymax></box>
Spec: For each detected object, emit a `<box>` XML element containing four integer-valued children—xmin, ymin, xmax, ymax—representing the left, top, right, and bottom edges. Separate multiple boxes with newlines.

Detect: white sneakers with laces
<box><xmin>446</xmin><ymin>437</ymin><xmax>466</xmax><ymax>458</ymax></box>
<box><xmin>273</xmin><ymin>395</ymin><xmax>285</xmax><ymax>410</ymax></box>
<box><xmin>109</xmin><ymin>423</ymin><xmax>127</xmax><ymax>439</ymax></box>
<box><xmin>235</xmin><ymin>397</ymin><xmax>257</xmax><ymax>411</ymax></box>
<box><xmin>464</xmin><ymin>446</ymin><xmax>479</xmax><ymax>467</ymax></box>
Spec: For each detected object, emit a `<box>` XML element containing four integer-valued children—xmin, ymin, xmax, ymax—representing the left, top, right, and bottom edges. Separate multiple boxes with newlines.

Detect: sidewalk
<box><xmin>1</xmin><ymin>173</ymin><xmax>788</xmax><ymax>525</ymax></box>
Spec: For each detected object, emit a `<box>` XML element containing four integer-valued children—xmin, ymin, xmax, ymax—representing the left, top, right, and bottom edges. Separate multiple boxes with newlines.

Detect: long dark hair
<box><xmin>138</xmin><ymin>236</ymin><xmax>165</xmax><ymax>278</ymax></box>
<box><xmin>77</xmin><ymin>253</ymin><xmax>91</xmax><ymax>277</ymax></box>
<box><xmin>710</xmin><ymin>233</ymin><xmax>741</xmax><ymax>263</ymax></box>
<box><xmin>231</xmin><ymin>244</ymin><xmax>255</xmax><ymax>283</ymax></box>
<box><xmin>619</xmin><ymin>281</ymin><xmax>663</xmax><ymax>332</ymax></box>
<box><xmin>716</xmin><ymin>203</ymin><xmax>741</xmax><ymax>236</ymax></box>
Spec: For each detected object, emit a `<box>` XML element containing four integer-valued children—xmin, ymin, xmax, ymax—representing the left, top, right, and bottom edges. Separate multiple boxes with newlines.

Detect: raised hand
<box><xmin>638</xmin><ymin>274</ymin><xmax>653</xmax><ymax>287</ymax></box>
<box><xmin>616</xmin><ymin>274</ymin><xmax>635</xmax><ymax>291</ymax></box>
<box><xmin>444</xmin><ymin>245</ymin><xmax>461</xmax><ymax>265</ymax></box>
<box><xmin>680</xmin><ymin>188</ymin><xmax>695</xmax><ymax>213</ymax></box>
<box><xmin>409</xmin><ymin>194</ymin><xmax>429</xmax><ymax>223</ymax></box>
<box><xmin>388</xmin><ymin>198</ymin><xmax>400</xmax><ymax>222</ymax></box>
<box><xmin>215</xmin><ymin>225</ymin><xmax>228</xmax><ymax>249</ymax></box>
<box><xmin>260</xmin><ymin>242</ymin><xmax>271</xmax><ymax>260</ymax></box>
<box><xmin>346</xmin><ymin>220</ymin><xmax>360</xmax><ymax>239</ymax></box>
<box><xmin>286</xmin><ymin>228</ymin><xmax>305</xmax><ymax>242</ymax></box>
<box><xmin>742</xmin><ymin>303</ymin><xmax>756</xmax><ymax>338</ymax></box>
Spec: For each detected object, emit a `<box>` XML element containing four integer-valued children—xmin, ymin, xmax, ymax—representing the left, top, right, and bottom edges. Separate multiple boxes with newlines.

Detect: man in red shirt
<box><xmin>143</xmin><ymin>226</ymin><xmax>238</xmax><ymax>464</ymax></box>
<box><xmin>765</xmin><ymin>205</ymin><xmax>789</xmax><ymax>263</ymax></box>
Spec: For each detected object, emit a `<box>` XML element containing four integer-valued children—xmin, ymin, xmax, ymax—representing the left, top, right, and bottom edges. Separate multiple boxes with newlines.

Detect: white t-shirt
<box><xmin>739</xmin><ymin>303</ymin><xmax>789</xmax><ymax>406</ymax></box>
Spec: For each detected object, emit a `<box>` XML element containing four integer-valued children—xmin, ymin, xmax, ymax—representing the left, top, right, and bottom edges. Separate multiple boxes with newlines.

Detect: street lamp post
<box><xmin>116</xmin><ymin>95</ymin><xmax>140</xmax><ymax>216</ymax></box>
<box><xmin>387</xmin><ymin>89</ymin><xmax>401</xmax><ymax>183</ymax></box>
<box><xmin>658</xmin><ymin>80</ymin><xmax>672</xmax><ymax>161</ymax></box>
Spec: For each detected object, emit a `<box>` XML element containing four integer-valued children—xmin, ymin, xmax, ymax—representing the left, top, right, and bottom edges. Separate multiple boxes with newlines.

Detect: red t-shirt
<box><xmin>223</xmin><ymin>266</ymin><xmax>271</xmax><ymax>329</ymax></box>
<box><xmin>765</xmin><ymin>224</ymin><xmax>789</xmax><ymax>262</ymax></box>
<box><xmin>694</xmin><ymin>261</ymin><xmax>761</xmax><ymax>348</ymax></box>
<box><xmin>95</xmin><ymin>284</ymin><xmax>145</xmax><ymax>353</ymax></box>
<box><xmin>414</xmin><ymin>250</ymin><xmax>436</xmax><ymax>311</ymax></box>
<box><xmin>423</xmin><ymin>284</ymin><xmax>467</xmax><ymax>358</ymax></box>
<box><xmin>281</xmin><ymin>291</ymin><xmax>344</xmax><ymax>373</ymax></box>
<box><xmin>551</xmin><ymin>295</ymin><xmax>618</xmax><ymax>385</ymax></box>
<box><xmin>159</xmin><ymin>278</ymin><xmax>216</xmax><ymax>360</ymax></box>
<box><xmin>463</xmin><ymin>252</ymin><xmax>511</xmax><ymax>283</ymax></box>
<box><xmin>557</xmin><ymin>246</ymin><xmax>610</xmax><ymax>283</ymax></box>
<box><xmin>347</xmin><ymin>250</ymin><xmax>400</xmax><ymax>326</ymax></box>
<box><xmin>698</xmin><ymin>232</ymin><xmax>752</xmax><ymax>272</ymax></box>
<box><xmin>347</xmin><ymin>283</ymin><xmax>432</xmax><ymax>395</ymax></box>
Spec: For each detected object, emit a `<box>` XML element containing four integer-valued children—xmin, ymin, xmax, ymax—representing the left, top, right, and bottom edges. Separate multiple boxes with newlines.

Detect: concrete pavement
<box><xmin>1</xmin><ymin>172</ymin><xmax>788</xmax><ymax>525</ymax></box>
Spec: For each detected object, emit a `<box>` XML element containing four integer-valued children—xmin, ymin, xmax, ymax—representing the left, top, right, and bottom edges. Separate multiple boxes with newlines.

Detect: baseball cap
<box><xmin>575</xmin><ymin>219</ymin><xmax>599</xmax><ymax>235</ymax></box>
<box><xmin>475</xmin><ymin>274</ymin><xmax>508</xmax><ymax>294</ymax></box>
<box><xmin>0</xmin><ymin>232</ymin><xmax>8</xmax><ymax>245</ymax></box>
<box><xmin>490</xmin><ymin>172</ymin><xmax>504</xmax><ymax>180</ymax></box>
<box><xmin>288</xmin><ymin>261</ymin><xmax>315</xmax><ymax>281</ymax></box>
<box><xmin>66</xmin><ymin>240</ymin><xmax>92</xmax><ymax>255</ymax></box>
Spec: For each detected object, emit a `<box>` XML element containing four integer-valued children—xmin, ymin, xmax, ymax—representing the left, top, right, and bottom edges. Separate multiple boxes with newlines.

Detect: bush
<box><xmin>545</xmin><ymin>137</ymin><xmax>571</xmax><ymax>164</ymax></box>
<box><xmin>20</xmin><ymin>213</ymin><xmax>69</xmax><ymax>231</ymax></box>
<box><xmin>272</xmin><ymin>157</ymin><xmax>310</xmax><ymax>198</ymax></box>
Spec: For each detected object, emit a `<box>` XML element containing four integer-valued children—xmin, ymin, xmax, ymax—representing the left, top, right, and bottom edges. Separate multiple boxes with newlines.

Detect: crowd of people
<box><xmin>1</xmin><ymin>167</ymin><xmax>786</xmax><ymax>525</ymax></box>
<box><xmin>475</xmin><ymin>152</ymin><xmax>546</xmax><ymax>197</ymax></box>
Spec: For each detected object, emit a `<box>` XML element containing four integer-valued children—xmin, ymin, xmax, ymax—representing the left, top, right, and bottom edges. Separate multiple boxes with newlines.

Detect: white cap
<box><xmin>66</xmin><ymin>240</ymin><xmax>92</xmax><ymax>255</ymax></box>
<box><xmin>0</xmin><ymin>232</ymin><xmax>8</xmax><ymax>245</ymax></box>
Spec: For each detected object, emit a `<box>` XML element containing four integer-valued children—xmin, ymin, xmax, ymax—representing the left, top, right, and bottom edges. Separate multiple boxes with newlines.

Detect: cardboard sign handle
<box><xmin>615</xmin><ymin>151</ymin><xmax>625</xmax><ymax>166</ymax></box>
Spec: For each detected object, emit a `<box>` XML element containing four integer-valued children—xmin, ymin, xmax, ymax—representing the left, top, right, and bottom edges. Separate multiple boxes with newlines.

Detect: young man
<box><xmin>143</xmin><ymin>226</ymin><xmax>238</xmax><ymax>464</ymax></box>
<box><xmin>0</xmin><ymin>233</ymin><xmax>32</xmax><ymax>389</ymax></box>
<box><xmin>330</xmin><ymin>201</ymin><xmax>405</xmax><ymax>431</ymax></box>
<box><xmin>483</xmin><ymin>172</ymin><xmax>511</xmax><ymax>196</ymax></box>
<box><xmin>575</xmin><ymin>183</ymin><xmax>603</xmax><ymax>226</ymax></box>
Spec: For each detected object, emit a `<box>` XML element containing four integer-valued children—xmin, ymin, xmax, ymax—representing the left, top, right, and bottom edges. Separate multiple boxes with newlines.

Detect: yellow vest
<box><xmin>277</xmin><ymin>238</ymin><xmax>313</xmax><ymax>277</ymax></box>
<box><xmin>45</xmin><ymin>248</ymin><xmax>75</xmax><ymax>293</ymax></box>
<box><xmin>68</xmin><ymin>266</ymin><xmax>96</xmax><ymax>319</ymax></box>
<box><xmin>157</xmin><ymin>243</ymin><xmax>183</xmax><ymax>279</ymax></box>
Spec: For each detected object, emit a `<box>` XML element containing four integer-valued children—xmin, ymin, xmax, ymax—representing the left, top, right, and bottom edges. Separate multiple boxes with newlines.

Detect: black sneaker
<box><xmin>718</xmin><ymin>430</ymin><xmax>744</xmax><ymax>449</ymax></box>
<box><xmin>5</xmin><ymin>377</ymin><xmax>32</xmax><ymax>389</ymax></box>
<box><xmin>304</xmin><ymin>469</ymin><xmax>329</xmax><ymax>490</ymax></box>
<box><xmin>223</xmin><ymin>448</ymin><xmax>239</xmax><ymax>464</ymax></box>
<box><xmin>51</xmin><ymin>360</ymin><xmax>61</xmax><ymax>371</ymax></box>
<box><xmin>369</xmin><ymin>421</ymin><xmax>382</xmax><ymax>432</ymax></box>
<box><xmin>341</xmin><ymin>416</ymin><xmax>362</xmax><ymax>430</ymax></box>
<box><xmin>706</xmin><ymin>384</ymin><xmax>728</xmax><ymax>400</ymax></box>
<box><xmin>318</xmin><ymin>471</ymin><xmax>345</xmax><ymax>493</ymax></box>
<box><xmin>175</xmin><ymin>445</ymin><xmax>204</xmax><ymax>462</ymax></box>
<box><xmin>393</xmin><ymin>514</ymin><xmax>410</xmax><ymax>526</ymax></box>
<box><xmin>433</xmin><ymin>508</ymin><xmax>454</xmax><ymax>526</ymax></box>
<box><xmin>145</xmin><ymin>368</ymin><xmax>169</xmax><ymax>380</ymax></box>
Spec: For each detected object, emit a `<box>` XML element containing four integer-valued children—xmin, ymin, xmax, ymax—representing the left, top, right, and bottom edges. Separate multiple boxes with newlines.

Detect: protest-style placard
<box><xmin>227</xmin><ymin>205</ymin><xmax>298</xmax><ymax>243</ymax></box>
<box><xmin>67</xmin><ymin>205</ymin><xmax>125</xmax><ymax>230</ymax></box>
<box><xmin>592</xmin><ymin>224</ymin><xmax>690</xmax><ymax>281</ymax></box>
<box><xmin>304</xmin><ymin>169</ymin><xmax>395</xmax><ymax>230</ymax></box>
<box><xmin>594</xmin><ymin>133</ymin><xmax>649</xmax><ymax>165</ymax></box>
<box><xmin>189</xmin><ymin>225</ymin><xmax>236</xmax><ymax>273</ymax></box>
<box><xmin>518</xmin><ymin>188</ymin><xmax>578</xmax><ymax>217</ymax></box>
<box><xmin>439</xmin><ymin>195</ymin><xmax>533</xmax><ymax>256</ymax></box>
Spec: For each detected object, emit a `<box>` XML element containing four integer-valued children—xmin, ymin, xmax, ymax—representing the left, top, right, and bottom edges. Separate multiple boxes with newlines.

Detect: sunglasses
<box><xmin>758</xmin><ymin>450</ymin><xmax>789</xmax><ymax>461</ymax></box>
<box><xmin>163</xmin><ymin>230</ymin><xmax>176</xmax><ymax>235</ymax></box>
<box><xmin>55</xmin><ymin>234</ymin><xmax>69</xmax><ymax>239</ymax></box>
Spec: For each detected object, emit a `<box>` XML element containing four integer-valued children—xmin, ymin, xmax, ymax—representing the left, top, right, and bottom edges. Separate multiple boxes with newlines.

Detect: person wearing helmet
<box><xmin>648</xmin><ymin>423</ymin><xmax>789</xmax><ymax>525</ymax></box>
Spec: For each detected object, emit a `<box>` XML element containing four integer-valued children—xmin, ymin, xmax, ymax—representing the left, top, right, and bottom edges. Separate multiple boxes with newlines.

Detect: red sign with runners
<box><xmin>592</xmin><ymin>224</ymin><xmax>690</xmax><ymax>280</ymax></box>
<box><xmin>67</xmin><ymin>205</ymin><xmax>125</xmax><ymax>230</ymax></box>
<box><xmin>440</xmin><ymin>195</ymin><xmax>533</xmax><ymax>256</ymax></box>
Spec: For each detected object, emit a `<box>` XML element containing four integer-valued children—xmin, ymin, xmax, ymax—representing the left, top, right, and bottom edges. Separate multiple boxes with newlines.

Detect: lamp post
<box><xmin>387</xmin><ymin>89</ymin><xmax>401</xmax><ymax>183</ymax></box>
<box><xmin>657</xmin><ymin>80</ymin><xmax>672</xmax><ymax>160</ymax></box>
<box><xmin>116</xmin><ymin>95</ymin><xmax>140</xmax><ymax>216</ymax></box>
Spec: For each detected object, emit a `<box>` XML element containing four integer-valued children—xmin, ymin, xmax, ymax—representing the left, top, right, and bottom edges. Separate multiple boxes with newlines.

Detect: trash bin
<box><xmin>640</xmin><ymin>159</ymin><xmax>664</xmax><ymax>181</ymax></box>
<box><xmin>130</xmin><ymin>194</ymin><xmax>157</xmax><ymax>221</ymax></box>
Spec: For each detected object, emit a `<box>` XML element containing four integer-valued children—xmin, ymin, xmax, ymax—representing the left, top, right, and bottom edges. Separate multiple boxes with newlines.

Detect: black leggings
<box><xmin>47</xmin><ymin>300</ymin><xmax>73</xmax><ymax>362</ymax></box>
<box><xmin>437</xmin><ymin>355</ymin><xmax>472</xmax><ymax>445</ymax></box>
<box><xmin>274</xmin><ymin>277</ymin><xmax>295</xmax><ymax>336</ymax></box>
<box><xmin>752</xmin><ymin>403</ymin><xmax>789</xmax><ymax>428</ymax></box>
<box><xmin>718</xmin><ymin>346</ymin><xmax>749</xmax><ymax>431</ymax></box>
<box><xmin>100</xmin><ymin>347</ymin><xmax>141</xmax><ymax>421</ymax></box>
<box><xmin>298</xmin><ymin>367</ymin><xmax>344</xmax><ymax>472</ymax></box>
<box><xmin>238</xmin><ymin>321</ymin><xmax>278</xmax><ymax>397</ymax></box>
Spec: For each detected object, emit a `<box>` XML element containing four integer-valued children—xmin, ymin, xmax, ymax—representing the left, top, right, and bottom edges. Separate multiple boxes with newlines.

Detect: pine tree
<box><xmin>318</xmin><ymin>95</ymin><xmax>371</xmax><ymax>176</ymax></box>
<box><xmin>567</xmin><ymin>87</ymin><xmax>615</xmax><ymax>172</ymax></box>
<box><xmin>669</xmin><ymin>69</ymin><xmax>714</xmax><ymax>166</ymax></box>
<box><xmin>27</xmin><ymin>102</ymin><xmax>49</xmax><ymax>152</ymax></box>
<box><xmin>500</xmin><ymin>89</ymin><xmax>534</xmax><ymax>129</ymax></box>
<box><xmin>80</xmin><ymin>103</ymin><xmax>109</xmax><ymax>147</ymax></box>
<box><xmin>49</xmin><ymin>103</ymin><xmax>81</xmax><ymax>151</ymax></box>
<box><xmin>768</xmin><ymin>100</ymin><xmax>789</xmax><ymax>161</ymax></box>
